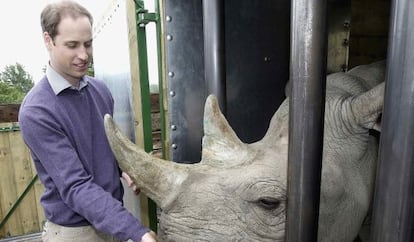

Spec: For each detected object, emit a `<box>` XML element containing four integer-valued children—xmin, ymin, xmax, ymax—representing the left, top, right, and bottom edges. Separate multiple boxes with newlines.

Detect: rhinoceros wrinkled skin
<box><xmin>104</xmin><ymin>61</ymin><xmax>385</xmax><ymax>242</ymax></box>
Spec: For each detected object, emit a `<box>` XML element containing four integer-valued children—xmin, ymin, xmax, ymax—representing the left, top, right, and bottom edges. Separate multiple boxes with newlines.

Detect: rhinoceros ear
<box><xmin>349</xmin><ymin>82</ymin><xmax>385</xmax><ymax>130</ymax></box>
<box><xmin>201</xmin><ymin>95</ymin><xmax>255</xmax><ymax>167</ymax></box>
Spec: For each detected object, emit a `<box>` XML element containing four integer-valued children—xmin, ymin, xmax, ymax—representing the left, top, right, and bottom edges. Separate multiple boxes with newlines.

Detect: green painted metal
<box><xmin>133</xmin><ymin>0</ymin><xmax>160</xmax><ymax>232</ymax></box>
<box><xmin>0</xmin><ymin>124</ymin><xmax>19</xmax><ymax>132</ymax></box>
<box><xmin>0</xmin><ymin>175</ymin><xmax>38</xmax><ymax>231</ymax></box>
<box><xmin>135</xmin><ymin>0</ymin><xmax>157</xmax><ymax>153</ymax></box>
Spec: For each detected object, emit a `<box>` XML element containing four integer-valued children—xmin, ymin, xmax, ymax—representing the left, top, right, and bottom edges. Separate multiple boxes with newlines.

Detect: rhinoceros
<box><xmin>104</xmin><ymin>61</ymin><xmax>385</xmax><ymax>241</ymax></box>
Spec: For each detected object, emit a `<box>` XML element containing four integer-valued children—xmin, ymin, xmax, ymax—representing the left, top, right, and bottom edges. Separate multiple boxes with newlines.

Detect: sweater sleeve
<box><xmin>19</xmin><ymin>105</ymin><xmax>149</xmax><ymax>241</ymax></box>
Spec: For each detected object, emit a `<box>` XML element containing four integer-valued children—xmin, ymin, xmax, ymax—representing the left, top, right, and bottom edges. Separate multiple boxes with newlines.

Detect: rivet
<box><xmin>343</xmin><ymin>21</ymin><xmax>350</xmax><ymax>29</ymax></box>
<box><xmin>171</xmin><ymin>143</ymin><xmax>178</xmax><ymax>149</ymax></box>
<box><xmin>342</xmin><ymin>38</ymin><xmax>349</xmax><ymax>46</ymax></box>
<box><xmin>171</xmin><ymin>125</ymin><xmax>177</xmax><ymax>131</ymax></box>
<box><xmin>168</xmin><ymin>71</ymin><xmax>175</xmax><ymax>78</ymax></box>
<box><xmin>264</xmin><ymin>56</ymin><xmax>271</xmax><ymax>62</ymax></box>
<box><xmin>169</xmin><ymin>91</ymin><xmax>175</xmax><ymax>97</ymax></box>
<box><xmin>167</xmin><ymin>34</ymin><xmax>173</xmax><ymax>41</ymax></box>
<box><xmin>166</xmin><ymin>16</ymin><xmax>172</xmax><ymax>22</ymax></box>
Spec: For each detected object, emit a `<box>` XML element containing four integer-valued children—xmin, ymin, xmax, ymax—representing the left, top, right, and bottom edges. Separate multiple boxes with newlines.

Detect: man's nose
<box><xmin>77</xmin><ymin>47</ymin><xmax>90</xmax><ymax>60</ymax></box>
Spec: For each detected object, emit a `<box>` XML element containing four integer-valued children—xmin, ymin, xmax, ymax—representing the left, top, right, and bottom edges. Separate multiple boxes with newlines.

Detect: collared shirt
<box><xmin>46</xmin><ymin>64</ymin><xmax>89</xmax><ymax>95</ymax></box>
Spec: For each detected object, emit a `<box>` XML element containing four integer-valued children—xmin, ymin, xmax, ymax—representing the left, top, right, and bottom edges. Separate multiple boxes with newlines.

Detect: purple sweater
<box><xmin>19</xmin><ymin>76</ymin><xmax>148</xmax><ymax>241</ymax></box>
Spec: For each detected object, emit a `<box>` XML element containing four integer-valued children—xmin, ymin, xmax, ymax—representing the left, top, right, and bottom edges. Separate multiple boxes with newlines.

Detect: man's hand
<box><xmin>141</xmin><ymin>231</ymin><xmax>157</xmax><ymax>242</ymax></box>
<box><xmin>122</xmin><ymin>172</ymin><xmax>140</xmax><ymax>195</ymax></box>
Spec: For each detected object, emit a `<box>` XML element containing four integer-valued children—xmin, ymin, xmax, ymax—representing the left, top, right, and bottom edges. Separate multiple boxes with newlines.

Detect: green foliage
<box><xmin>87</xmin><ymin>58</ymin><xmax>95</xmax><ymax>77</ymax></box>
<box><xmin>0</xmin><ymin>63</ymin><xmax>34</xmax><ymax>104</ymax></box>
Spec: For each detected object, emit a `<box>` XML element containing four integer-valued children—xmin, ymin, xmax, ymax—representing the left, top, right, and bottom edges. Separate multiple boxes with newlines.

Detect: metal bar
<box><xmin>371</xmin><ymin>0</ymin><xmax>414</xmax><ymax>241</ymax></box>
<box><xmin>135</xmin><ymin>0</ymin><xmax>155</xmax><ymax>162</ymax></box>
<box><xmin>202</xmin><ymin>0</ymin><xmax>226</xmax><ymax>113</ymax></box>
<box><xmin>286</xmin><ymin>0</ymin><xmax>328</xmax><ymax>241</ymax></box>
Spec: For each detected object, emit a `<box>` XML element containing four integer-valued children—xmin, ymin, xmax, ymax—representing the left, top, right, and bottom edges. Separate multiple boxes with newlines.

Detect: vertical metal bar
<box><xmin>287</xmin><ymin>0</ymin><xmax>327</xmax><ymax>241</ymax></box>
<box><xmin>371</xmin><ymin>0</ymin><xmax>414</xmax><ymax>241</ymax></box>
<box><xmin>134</xmin><ymin>0</ymin><xmax>158</xmax><ymax>232</ymax></box>
<box><xmin>202</xmin><ymin>0</ymin><xmax>226</xmax><ymax>113</ymax></box>
<box><xmin>135</xmin><ymin>0</ymin><xmax>154</xmax><ymax>153</ymax></box>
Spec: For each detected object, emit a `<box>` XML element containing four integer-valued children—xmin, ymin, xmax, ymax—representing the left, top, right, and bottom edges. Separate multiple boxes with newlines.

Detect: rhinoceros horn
<box><xmin>104</xmin><ymin>114</ymin><xmax>191</xmax><ymax>209</ymax></box>
<box><xmin>201</xmin><ymin>95</ymin><xmax>256</xmax><ymax>167</ymax></box>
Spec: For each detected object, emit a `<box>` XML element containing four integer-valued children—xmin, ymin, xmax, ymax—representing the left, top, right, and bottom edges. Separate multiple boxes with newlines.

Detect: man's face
<box><xmin>44</xmin><ymin>15</ymin><xmax>92</xmax><ymax>85</ymax></box>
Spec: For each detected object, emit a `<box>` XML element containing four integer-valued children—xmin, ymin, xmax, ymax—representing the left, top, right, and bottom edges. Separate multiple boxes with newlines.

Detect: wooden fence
<box><xmin>0</xmin><ymin>122</ymin><xmax>45</xmax><ymax>239</ymax></box>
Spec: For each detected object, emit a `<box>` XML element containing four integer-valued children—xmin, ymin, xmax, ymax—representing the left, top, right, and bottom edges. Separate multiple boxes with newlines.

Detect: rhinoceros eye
<box><xmin>257</xmin><ymin>197</ymin><xmax>281</xmax><ymax>210</ymax></box>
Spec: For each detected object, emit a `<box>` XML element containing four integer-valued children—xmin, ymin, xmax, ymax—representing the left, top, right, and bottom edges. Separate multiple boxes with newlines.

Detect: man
<box><xmin>18</xmin><ymin>1</ymin><xmax>156</xmax><ymax>241</ymax></box>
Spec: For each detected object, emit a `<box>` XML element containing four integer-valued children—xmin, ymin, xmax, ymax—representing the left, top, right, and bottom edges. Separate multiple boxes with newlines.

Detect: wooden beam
<box><xmin>0</xmin><ymin>104</ymin><xmax>20</xmax><ymax>123</ymax></box>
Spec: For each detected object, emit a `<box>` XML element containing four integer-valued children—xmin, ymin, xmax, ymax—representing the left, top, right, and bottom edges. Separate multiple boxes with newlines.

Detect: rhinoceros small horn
<box><xmin>201</xmin><ymin>95</ymin><xmax>256</xmax><ymax>167</ymax></box>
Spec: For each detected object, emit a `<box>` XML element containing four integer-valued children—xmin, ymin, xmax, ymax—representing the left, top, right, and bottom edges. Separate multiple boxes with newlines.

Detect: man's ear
<box><xmin>43</xmin><ymin>32</ymin><xmax>53</xmax><ymax>50</ymax></box>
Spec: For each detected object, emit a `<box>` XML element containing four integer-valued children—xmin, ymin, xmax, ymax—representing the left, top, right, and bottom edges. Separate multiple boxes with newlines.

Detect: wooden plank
<box><xmin>8</xmin><ymin>130</ymin><xmax>41</xmax><ymax>235</ymax></box>
<box><xmin>0</xmin><ymin>105</ymin><xmax>20</xmax><ymax>123</ymax></box>
<box><xmin>0</xmin><ymin>174</ymin><xmax>3</xmax><ymax>238</ymax></box>
<box><xmin>0</xmin><ymin>130</ymin><xmax>22</xmax><ymax>237</ymax></box>
<box><xmin>150</xmin><ymin>93</ymin><xmax>160</xmax><ymax>113</ymax></box>
<box><xmin>26</xmin><ymin>151</ymin><xmax>45</xmax><ymax>230</ymax></box>
<box><xmin>0</xmin><ymin>126</ymin><xmax>44</xmax><ymax>238</ymax></box>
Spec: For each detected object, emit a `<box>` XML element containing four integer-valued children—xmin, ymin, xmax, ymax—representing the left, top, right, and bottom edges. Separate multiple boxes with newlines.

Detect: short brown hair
<box><xmin>41</xmin><ymin>0</ymin><xmax>93</xmax><ymax>40</ymax></box>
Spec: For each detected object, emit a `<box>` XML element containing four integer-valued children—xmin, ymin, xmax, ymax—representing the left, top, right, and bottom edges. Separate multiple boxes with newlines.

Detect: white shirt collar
<box><xmin>46</xmin><ymin>64</ymin><xmax>89</xmax><ymax>95</ymax></box>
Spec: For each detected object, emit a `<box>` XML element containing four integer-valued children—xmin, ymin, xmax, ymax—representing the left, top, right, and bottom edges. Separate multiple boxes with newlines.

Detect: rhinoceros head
<box><xmin>104</xmin><ymin>95</ymin><xmax>289</xmax><ymax>241</ymax></box>
<box><xmin>104</xmin><ymin>61</ymin><xmax>385</xmax><ymax>242</ymax></box>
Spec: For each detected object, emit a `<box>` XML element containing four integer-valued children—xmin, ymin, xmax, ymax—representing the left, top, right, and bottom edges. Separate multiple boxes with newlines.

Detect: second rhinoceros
<box><xmin>104</xmin><ymin>61</ymin><xmax>385</xmax><ymax>241</ymax></box>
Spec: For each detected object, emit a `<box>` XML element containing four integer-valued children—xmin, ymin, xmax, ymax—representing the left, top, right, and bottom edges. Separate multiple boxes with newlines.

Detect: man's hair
<box><xmin>41</xmin><ymin>0</ymin><xmax>93</xmax><ymax>40</ymax></box>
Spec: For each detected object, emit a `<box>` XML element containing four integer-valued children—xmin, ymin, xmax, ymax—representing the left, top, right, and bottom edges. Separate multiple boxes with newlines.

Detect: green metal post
<box><xmin>134</xmin><ymin>0</ymin><xmax>159</xmax><ymax>232</ymax></box>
